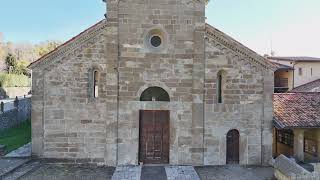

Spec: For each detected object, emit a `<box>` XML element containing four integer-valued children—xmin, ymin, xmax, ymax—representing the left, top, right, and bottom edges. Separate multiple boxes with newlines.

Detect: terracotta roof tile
<box><xmin>290</xmin><ymin>79</ymin><xmax>320</xmax><ymax>92</ymax></box>
<box><xmin>274</xmin><ymin>93</ymin><xmax>320</xmax><ymax>129</ymax></box>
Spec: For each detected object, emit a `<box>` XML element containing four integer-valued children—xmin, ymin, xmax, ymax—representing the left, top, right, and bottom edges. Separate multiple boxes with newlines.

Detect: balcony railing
<box><xmin>275</xmin><ymin>77</ymin><xmax>288</xmax><ymax>88</ymax></box>
<box><xmin>274</xmin><ymin>77</ymin><xmax>289</xmax><ymax>93</ymax></box>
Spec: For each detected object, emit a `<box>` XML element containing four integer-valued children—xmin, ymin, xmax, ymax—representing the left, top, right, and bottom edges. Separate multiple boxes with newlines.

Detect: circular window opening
<box><xmin>150</xmin><ymin>36</ymin><xmax>162</xmax><ymax>47</ymax></box>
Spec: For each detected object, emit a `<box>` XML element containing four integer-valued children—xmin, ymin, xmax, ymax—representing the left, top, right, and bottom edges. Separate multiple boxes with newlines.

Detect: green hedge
<box><xmin>0</xmin><ymin>73</ymin><xmax>31</xmax><ymax>87</ymax></box>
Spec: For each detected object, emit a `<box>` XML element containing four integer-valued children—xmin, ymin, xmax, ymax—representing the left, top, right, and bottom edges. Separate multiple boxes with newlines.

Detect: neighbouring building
<box><xmin>273</xmin><ymin>93</ymin><xmax>320</xmax><ymax>163</ymax></box>
<box><xmin>268</xmin><ymin>56</ymin><xmax>320</xmax><ymax>92</ymax></box>
<box><xmin>291</xmin><ymin>79</ymin><xmax>320</xmax><ymax>93</ymax></box>
<box><xmin>272</xmin><ymin>62</ymin><xmax>294</xmax><ymax>93</ymax></box>
<box><xmin>29</xmin><ymin>0</ymin><xmax>275</xmax><ymax>166</ymax></box>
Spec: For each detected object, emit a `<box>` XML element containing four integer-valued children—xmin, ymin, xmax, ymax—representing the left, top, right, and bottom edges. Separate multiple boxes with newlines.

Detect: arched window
<box><xmin>217</xmin><ymin>70</ymin><xmax>225</xmax><ymax>103</ymax></box>
<box><xmin>140</xmin><ymin>87</ymin><xmax>170</xmax><ymax>101</ymax></box>
<box><xmin>93</xmin><ymin>70</ymin><xmax>99</xmax><ymax>98</ymax></box>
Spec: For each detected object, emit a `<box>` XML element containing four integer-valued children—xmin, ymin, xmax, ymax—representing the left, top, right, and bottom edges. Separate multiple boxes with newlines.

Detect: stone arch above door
<box><xmin>140</xmin><ymin>87</ymin><xmax>170</xmax><ymax>102</ymax></box>
<box><xmin>137</xmin><ymin>82</ymin><xmax>172</xmax><ymax>100</ymax></box>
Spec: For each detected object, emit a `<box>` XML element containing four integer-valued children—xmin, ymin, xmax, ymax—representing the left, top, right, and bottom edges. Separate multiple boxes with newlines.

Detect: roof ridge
<box><xmin>290</xmin><ymin>78</ymin><xmax>320</xmax><ymax>90</ymax></box>
<box><xmin>270</xmin><ymin>56</ymin><xmax>320</xmax><ymax>58</ymax></box>
<box><xmin>274</xmin><ymin>92</ymin><xmax>320</xmax><ymax>95</ymax></box>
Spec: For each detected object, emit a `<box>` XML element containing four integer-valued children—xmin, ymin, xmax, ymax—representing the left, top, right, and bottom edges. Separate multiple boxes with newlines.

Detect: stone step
<box><xmin>165</xmin><ymin>166</ymin><xmax>200</xmax><ymax>180</ymax></box>
<box><xmin>112</xmin><ymin>165</ymin><xmax>142</xmax><ymax>180</ymax></box>
<box><xmin>111</xmin><ymin>165</ymin><xmax>200</xmax><ymax>180</ymax></box>
<box><xmin>2</xmin><ymin>160</ymin><xmax>41</xmax><ymax>180</ymax></box>
<box><xmin>0</xmin><ymin>158</ymin><xmax>31</xmax><ymax>179</ymax></box>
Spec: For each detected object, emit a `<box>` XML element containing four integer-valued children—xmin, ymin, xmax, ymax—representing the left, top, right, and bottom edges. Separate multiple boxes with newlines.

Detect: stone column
<box><xmin>293</xmin><ymin>129</ymin><xmax>305</xmax><ymax>162</ymax></box>
<box><xmin>191</xmin><ymin>0</ymin><xmax>206</xmax><ymax>165</ymax></box>
<box><xmin>31</xmin><ymin>70</ymin><xmax>45</xmax><ymax>157</ymax></box>
<box><xmin>261</xmin><ymin>70</ymin><xmax>274</xmax><ymax>165</ymax></box>
<box><xmin>105</xmin><ymin>0</ymin><xmax>119</xmax><ymax>166</ymax></box>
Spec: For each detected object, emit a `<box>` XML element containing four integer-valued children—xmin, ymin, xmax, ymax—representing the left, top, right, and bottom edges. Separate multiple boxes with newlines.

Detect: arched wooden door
<box><xmin>139</xmin><ymin>110</ymin><xmax>169</xmax><ymax>164</ymax></box>
<box><xmin>139</xmin><ymin>86</ymin><xmax>170</xmax><ymax>164</ymax></box>
<box><xmin>226</xmin><ymin>129</ymin><xmax>240</xmax><ymax>164</ymax></box>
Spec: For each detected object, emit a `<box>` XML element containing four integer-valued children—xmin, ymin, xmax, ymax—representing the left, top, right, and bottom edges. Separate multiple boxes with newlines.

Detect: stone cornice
<box><xmin>205</xmin><ymin>23</ymin><xmax>276</xmax><ymax>72</ymax></box>
<box><xmin>29</xmin><ymin>19</ymin><xmax>108</xmax><ymax>70</ymax></box>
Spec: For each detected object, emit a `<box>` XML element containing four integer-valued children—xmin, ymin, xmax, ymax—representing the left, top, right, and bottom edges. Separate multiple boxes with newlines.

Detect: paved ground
<box><xmin>112</xmin><ymin>166</ymin><xmax>141</xmax><ymax>180</ymax></box>
<box><xmin>0</xmin><ymin>159</ymin><xmax>275</xmax><ymax>180</ymax></box>
<box><xmin>141</xmin><ymin>166</ymin><xmax>167</xmax><ymax>180</ymax></box>
<box><xmin>20</xmin><ymin>164</ymin><xmax>115</xmax><ymax>180</ymax></box>
<box><xmin>166</xmin><ymin>166</ymin><xmax>200</xmax><ymax>180</ymax></box>
<box><xmin>5</xmin><ymin>143</ymin><xmax>31</xmax><ymax>158</ymax></box>
<box><xmin>195</xmin><ymin>165</ymin><xmax>275</xmax><ymax>180</ymax></box>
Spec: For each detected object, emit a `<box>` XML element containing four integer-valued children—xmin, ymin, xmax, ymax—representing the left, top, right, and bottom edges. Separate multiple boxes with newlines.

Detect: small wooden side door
<box><xmin>226</xmin><ymin>129</ymin><xmax>240</xmax><ymax>164</ymax></box>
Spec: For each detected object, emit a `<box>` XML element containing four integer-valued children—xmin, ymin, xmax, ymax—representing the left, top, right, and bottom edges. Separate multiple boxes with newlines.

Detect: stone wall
<box><xmin>0</xmin><ymin>97</ymin><xmax>31</xmax><ymax>130</ymax></box>
<box><xmin>30</xmin><ymin>0</ymin><xmax>274</xmax><ymax>166</ymax></box>
<box><xmin>114</xmin><ymin>0</ymin><xmax>206</xmax><ymax>165</ymax></box>
<box><xmin>272</xmin><ymin>154</ymin><xmax>319</xmax><ymax>180</ymax></box>
<box><xmin>31</xmin><ymin>23</ymin><xmax>111</xmax><ymax>165</ymax></box>
<box><xmin>204</xmin><ymin>26</ymin><xmax>274</xmax><ymax>165</ymax></box>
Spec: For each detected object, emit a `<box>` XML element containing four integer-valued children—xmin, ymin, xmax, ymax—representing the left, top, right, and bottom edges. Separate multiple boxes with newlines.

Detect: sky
<box><xmin>0</xmin><ymin>0</ymin><xmax>319</xmax><ymax>57</ymax></box>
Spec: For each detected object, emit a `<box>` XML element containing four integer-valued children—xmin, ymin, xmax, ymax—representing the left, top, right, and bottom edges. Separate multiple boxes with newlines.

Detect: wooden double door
<box><xmin>226</xmin><ymin>129</ymin><xmax>240</xmax><ymax>164</ymax></box>
<box><xmin>139</xmin><ymin>110</ymin><xmax>169</xmax><ymax>164</ymax></box>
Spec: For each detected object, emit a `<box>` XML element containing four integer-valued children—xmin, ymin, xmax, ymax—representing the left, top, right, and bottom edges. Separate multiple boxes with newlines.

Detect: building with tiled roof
<box><xmin>273</xmin><ymin>93</ymin><xmax>320</xmax><ymax>163</ymax></box>
<box><xmin>291</xmin><ymin>79</ymin><xmax>320</xmax><ymax>92</ymax></box>
<box><xmin>268</xmin><ymin>56</ymin><xmax>320</xmax><ymax>92</ymax></box>
<box><xmin>269</xmin><ymin>56</ymin><xmax>320</xmax><ymax>62</ymax></box>
<box><xmin>270</xmin><ymin>61</ymin><xmax>294</xmax><ymax>93</ymax></box>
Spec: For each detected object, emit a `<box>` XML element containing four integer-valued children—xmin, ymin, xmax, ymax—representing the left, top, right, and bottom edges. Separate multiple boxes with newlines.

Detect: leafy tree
<box><xmin>5</xmin><ymin>53</ymin><xmax>17</xmax><ymax>73</ymax></box>
<box><xmin>15</xmin><ymin>60</ymin><xmax>30</xmax><ymax>76</ymax></box>
<box><xmin>4</xmin><ymin>54</ymin><xmax>30</xmax><ymax>76</ymax></box>
<box><xmin>34</xmin><ymin>41</ymin><xmax>61</xmax><ymax>57</ymax></box>
<box><xmin>0</xmin><ymin>46</ymin><xmax>5</xmax><ymax>69</ymax></box>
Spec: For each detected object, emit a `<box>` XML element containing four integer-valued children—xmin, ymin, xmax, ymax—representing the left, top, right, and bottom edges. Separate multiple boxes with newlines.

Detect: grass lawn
<box><xmin>0</xmin><ymin>119</ymin><xmax>31</xmax><ymax>154</ymax></box>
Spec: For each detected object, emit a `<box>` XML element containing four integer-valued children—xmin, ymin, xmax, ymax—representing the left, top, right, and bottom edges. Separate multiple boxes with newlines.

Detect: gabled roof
<box><xmin>273</xmin><ymin>93</ymin><xmax>320</xmax><ymax>129</ymax></box>
<box><xmin>29</xmin><ymin>19</ymin><xmax>107</xmax><ymax>69</ymax></box>
<box><xmin>268</xmin><ymin>56</ymin><xmax>320</xmax><ymax>62</ymax></box>
<box><xmin>29</xmin><ymin>20</ymin><xmax>276</xmax><ymax>71</ymax></box>
<box><xmin>291</xmin><ymin>79</ymin><xmax>320</xmax><ymax>92</ymax></box>
<box><xmin>205</xmin><ymin>24</ymin><xmax>276</xmax><ymax>71</ymax></box>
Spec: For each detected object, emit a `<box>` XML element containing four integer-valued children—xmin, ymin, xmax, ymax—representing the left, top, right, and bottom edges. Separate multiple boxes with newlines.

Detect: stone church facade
<box><xmin>29</xmin><ymin>0</ymin><xmax>275</xmax><ymax>166</ymax></box>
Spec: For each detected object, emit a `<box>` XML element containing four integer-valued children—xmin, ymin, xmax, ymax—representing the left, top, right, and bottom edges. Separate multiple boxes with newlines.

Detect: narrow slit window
<box><xmin>217</xmin><ymin>71</ymin><xmax>224</xmax><ymax>103</ymax></box>
<box><xmin>217</xmin><ymin>72</ymin><xmax>223</xmax><ymax>103</ymax></box>
<box><xmin>93</xmin><ymin>70</ymin><xmax>99</xmax><ymax>98</ymax></box>
<box><xmin>299</xmin><ymin>68</ymin><xmax>303</xmax><ymax>76</ymax></box>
